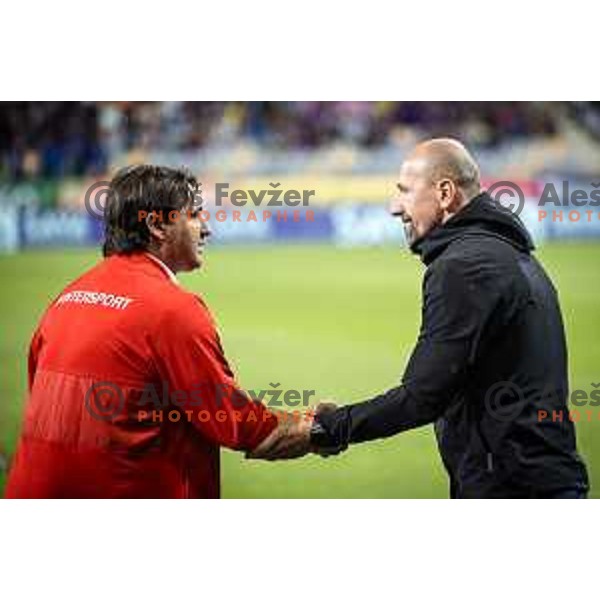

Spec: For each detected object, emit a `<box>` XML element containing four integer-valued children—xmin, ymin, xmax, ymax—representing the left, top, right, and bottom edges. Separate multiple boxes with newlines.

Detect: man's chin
<box><xmin>403</xmin><ymin>224</ymin><xmax>418</xmax><ymax>246</ymax></box>
<box><xmin>193</xmin><ymin>250</ymin><xmax>205</xmax><ymax>270</ymax></box>
<box><xmin>177</xmin><ymin>254</ymin><xmax>204</xmax><ymax>272</ymax></box>
<box><xmin>190</xmin><ymin>256</ymin><xmax>203</xmax><ymax>270</ymax></box>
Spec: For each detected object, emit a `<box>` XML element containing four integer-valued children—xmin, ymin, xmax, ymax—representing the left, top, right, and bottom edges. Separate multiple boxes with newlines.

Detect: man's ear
<box><xmin>437</xmin><ymin>179</ymin><xmax>458</xmax><ymax>211</ymax></box>
<box><xmin>146</xmin><ymin>212</ymin><xmax>167</xmax><ymax>244</ymax></box>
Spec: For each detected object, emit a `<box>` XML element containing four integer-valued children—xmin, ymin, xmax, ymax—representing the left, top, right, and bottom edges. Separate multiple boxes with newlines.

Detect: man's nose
<box><xmin>200</xmin><ymin>220</ymin><xmax>212</xmax><ymax>238</ymax></box>
<box><xmin>389</xmin><ymin>196</ymin><xmax>404</xmax><ymax>216</ymax></box>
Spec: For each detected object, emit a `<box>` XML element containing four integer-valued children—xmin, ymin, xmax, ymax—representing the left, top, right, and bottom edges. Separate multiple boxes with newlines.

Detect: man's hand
<box><xmin>246</xmin><ymin>413</ymin><xmax>313</xmax><ymax>460</ymax></box>
<box><xmin>246</xmin><ymin>401</ymin><xmax>342</xmax><ymax>461</ymax></box>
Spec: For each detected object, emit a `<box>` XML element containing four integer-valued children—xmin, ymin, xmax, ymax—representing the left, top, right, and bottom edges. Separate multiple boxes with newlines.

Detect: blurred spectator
<box><xmin>0</xmin><ymin>102</ymin><xmax>107</xmax><ymax>181</ymax></box>
<box><xmin>0</xmin><ymin>100</ymin><xmax>587</xmax><ymax>182</ymax></box>
<box><xmin>568</xmin><ymin>101</ymin><xmax>600</xmax><ymax>140</ymax></box>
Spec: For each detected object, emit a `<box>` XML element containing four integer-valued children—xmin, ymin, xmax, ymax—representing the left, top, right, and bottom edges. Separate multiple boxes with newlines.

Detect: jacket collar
<box><xmin>144</xmin><ymin>252</ymin><xmax>179</xmax><ymax>285</ymax></box>
<box><xmin>410</xmin><ymin>192</ymin><xmax>534</xmax><ymax>265</ymax></box>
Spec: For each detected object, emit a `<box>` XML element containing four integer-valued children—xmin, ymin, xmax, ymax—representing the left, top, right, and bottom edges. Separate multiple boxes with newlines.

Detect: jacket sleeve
<box><xmin>28</xmin><ymin>304</ymin><xmax>53</xmax><ymax>393</ymax></box>
<box><xmin>152</xmin><ymin>293</ymin><xmax>278</xmax><ymax>451</ymax></box>
<box><xmin>316</xmin><ymin>256</ymin><xmax>506</xmax><ymax>447</ymax></box>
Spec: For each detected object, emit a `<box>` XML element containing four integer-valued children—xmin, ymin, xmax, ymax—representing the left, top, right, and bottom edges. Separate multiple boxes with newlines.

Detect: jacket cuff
<box><xmin>311</xmin><ymin>406</ymin><xmax>350</xmax><ymax>453</ymax></box>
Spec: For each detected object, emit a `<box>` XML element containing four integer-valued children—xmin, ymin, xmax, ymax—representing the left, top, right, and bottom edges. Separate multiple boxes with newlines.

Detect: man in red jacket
<box><xmin>6</xmin><ymin>165</ymin><xmax>303</xmax><ymax>498</ymax></box>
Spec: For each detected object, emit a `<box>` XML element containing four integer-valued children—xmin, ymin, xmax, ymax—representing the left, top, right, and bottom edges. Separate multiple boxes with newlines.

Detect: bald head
<box><xmin>391</xmin><ymin>138</ymin><xmax>482</xmax><ymax>246</ymax></box>
<box><xmin>408</xmin><ymin>138</ymin><xmax>481</xmax><ymax>199</ymax></box>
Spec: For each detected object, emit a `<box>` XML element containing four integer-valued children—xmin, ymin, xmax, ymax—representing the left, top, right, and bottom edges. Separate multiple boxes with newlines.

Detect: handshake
<box><xmin>246</xmin><ymin>402</ymin><xmax>346</xmax><ymax>461</ymax></box>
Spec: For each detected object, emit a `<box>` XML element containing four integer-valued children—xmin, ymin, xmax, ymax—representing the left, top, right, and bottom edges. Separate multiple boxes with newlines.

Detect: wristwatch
<box><xmin>310</xmin><ymin>417</ymin><xmax>347</xmax><ymax>456</ymax></box>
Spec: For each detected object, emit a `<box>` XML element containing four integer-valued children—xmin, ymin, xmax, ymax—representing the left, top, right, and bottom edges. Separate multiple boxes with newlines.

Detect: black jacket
<box><xmin>316</xmin><ymin>192</ymin><xmax>589</xmax><ymax>498</ymax></box>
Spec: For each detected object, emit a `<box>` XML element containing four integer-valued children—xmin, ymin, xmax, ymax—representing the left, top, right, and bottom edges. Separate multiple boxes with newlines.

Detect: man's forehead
<box><xmin>398</xmin><ymin>156</ymin><xmax>429</xmax><ymax>182</ymax></box>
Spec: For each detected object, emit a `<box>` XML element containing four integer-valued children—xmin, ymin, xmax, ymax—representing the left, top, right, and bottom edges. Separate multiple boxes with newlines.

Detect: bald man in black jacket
<box><xmin>250</xmin><ymin>138</ymin><xmax>589</xmax><ymax>499</ymax></box>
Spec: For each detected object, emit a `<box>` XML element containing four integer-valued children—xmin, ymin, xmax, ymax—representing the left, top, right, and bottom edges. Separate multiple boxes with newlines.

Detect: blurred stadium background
<box><xmin>1</xmin><ymin>101</ymin><xmax>599</xmax><ymax>497</ymax></box>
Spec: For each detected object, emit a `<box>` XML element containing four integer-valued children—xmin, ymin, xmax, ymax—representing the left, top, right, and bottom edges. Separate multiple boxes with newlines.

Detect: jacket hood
<box><xmin>411</xmin><ymin>192</ymin><xmax>535</xmax><ymax>265</ymax></box>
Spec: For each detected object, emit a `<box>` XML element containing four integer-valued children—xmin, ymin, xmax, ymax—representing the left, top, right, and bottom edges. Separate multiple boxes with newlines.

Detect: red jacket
<box><xmin>6</xmin><ymin>253</ymin><xmax>277</xmax><ymax>498</ymax></box>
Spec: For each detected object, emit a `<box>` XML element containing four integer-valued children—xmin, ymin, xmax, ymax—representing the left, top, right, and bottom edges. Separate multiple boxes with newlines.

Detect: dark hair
<box><xmin>102</xmin><ymin>165</ymin><xmax>200</xmax><ymax>256</ymax></box>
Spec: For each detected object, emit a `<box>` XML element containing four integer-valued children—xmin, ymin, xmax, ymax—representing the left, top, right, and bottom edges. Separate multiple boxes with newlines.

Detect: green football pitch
<box><xmin>1</xmin><ymin>243</ymin><xmax>599</xmax><ymax>498</ymax></box>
